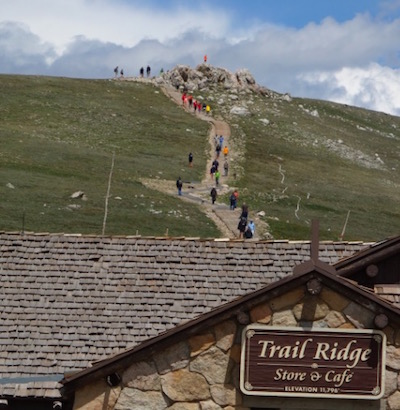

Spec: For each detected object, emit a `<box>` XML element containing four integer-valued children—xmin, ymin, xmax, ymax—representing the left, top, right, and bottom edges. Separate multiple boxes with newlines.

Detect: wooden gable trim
<box><xmin>335</xmin><ymin>235</ymin><xmax>400</xmax><ymax>277</ymax></box>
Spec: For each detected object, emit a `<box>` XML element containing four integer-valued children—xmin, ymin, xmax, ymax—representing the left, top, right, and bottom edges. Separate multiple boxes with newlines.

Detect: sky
<box><xmin>2</xmin><ymin>0</ymin><xmax>400</xmax><ymax>115</ymax></box>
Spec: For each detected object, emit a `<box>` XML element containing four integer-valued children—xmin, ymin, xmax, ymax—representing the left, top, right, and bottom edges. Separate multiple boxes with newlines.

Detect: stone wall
<box><xmin>73</xmin><ymin>285</ymin><xmax>400</xmax><ymax>410</ymax></box>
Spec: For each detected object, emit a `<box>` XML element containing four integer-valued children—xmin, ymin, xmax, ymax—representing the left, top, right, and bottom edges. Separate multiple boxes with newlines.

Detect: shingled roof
<box><xmin>0</xmin><ymin>232</ymin><xmax>370</xmax><ymax>399</ymax></box>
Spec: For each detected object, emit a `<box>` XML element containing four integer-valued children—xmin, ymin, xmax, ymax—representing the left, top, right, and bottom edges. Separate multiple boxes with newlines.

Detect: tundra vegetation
<box><xmin>1</xmin><ymin>73</ymin><xmax>400</xmax><ymax>240</ymax></box>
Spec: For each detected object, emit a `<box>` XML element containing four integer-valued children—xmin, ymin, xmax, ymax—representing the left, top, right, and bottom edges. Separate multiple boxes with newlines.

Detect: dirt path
<box><xmin>141</xmin><ymin>83</ymin><xmax>268</xmax><ymax>239</ymax></box>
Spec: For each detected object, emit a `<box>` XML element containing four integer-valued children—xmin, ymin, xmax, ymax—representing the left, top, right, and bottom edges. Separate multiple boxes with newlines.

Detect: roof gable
<box><xmin>335</xmin><ymin>235</ymin><xmax>400</xmax><ymax>304</ymax></box>
<box><xmin>61</xmin><ymin>250</ymin><xmax>400</xmax><ymax>394</ymax></box>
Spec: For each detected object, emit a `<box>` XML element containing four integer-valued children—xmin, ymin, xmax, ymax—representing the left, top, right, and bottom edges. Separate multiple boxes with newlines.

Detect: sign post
<box><xmin>240</xmin><ymin>326</ymin><xmax>385</xmax><ymax>400</ymax></box>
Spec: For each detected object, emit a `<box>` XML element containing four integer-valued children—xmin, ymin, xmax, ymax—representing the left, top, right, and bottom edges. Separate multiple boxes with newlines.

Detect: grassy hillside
<box><xmin>0</xmin><ymin>75</ymin><xmax>217</xmax><ymax>237</ymax></box>
<box><xmin>1</xmin><ymin>74</ymin><xmax>400</xmax><ymax>240</ymax></box>
<box><xmin>205</xmin><ymin>87</ymin><xmax>400</xmax><ymax>240</ymax></box>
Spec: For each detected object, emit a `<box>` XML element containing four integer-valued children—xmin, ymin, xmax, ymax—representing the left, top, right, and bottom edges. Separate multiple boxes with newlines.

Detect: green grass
<box><xmin>0</xmin><ymin>75</ymin><xmax>217</xmax><ymax>237</ymax></box>
<box><xmin>214</xmin><ymin>92</ymin><xmax>400</xmax><ymax>241</ymax></box>
<box><xmin>2</xmin><ymin>74</ymin><xmax>400</xmax><ymax>240</ymax></box>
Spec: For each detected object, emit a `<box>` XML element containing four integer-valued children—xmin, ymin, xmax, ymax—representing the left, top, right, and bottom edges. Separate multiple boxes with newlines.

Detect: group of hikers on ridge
<box><xmin>181</xmin><ymin>92</ymin><xmax>211</xmax><ymax>115</ymax></box>
<box><xmin>140</xmin><ymin>66</ymin><xmax>151</xmax><ymax>78</ymax></box>
<box><xmin>113</xmin><ymin>65</ymin><xmax>153</xmax><ymax>78</ymax></box>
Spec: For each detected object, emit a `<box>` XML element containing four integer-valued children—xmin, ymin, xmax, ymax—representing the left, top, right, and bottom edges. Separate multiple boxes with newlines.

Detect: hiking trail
<box><xmin>140</xmin><ymin>82</ymin><xmax>270</xmax><ymax>239</ymax></box>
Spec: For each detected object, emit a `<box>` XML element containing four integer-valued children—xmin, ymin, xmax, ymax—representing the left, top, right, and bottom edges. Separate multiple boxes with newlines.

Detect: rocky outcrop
<box><xmin>154</xmin><ymin>64</ymin><xmax>282</xmax><ymax>100</ymax></box>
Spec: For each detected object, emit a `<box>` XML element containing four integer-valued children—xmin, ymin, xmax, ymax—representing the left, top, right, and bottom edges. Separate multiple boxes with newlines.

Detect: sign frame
<box><xmin>240</xmin><ymin>325</ymin><xmax>386</xmax><ymax>400</ymax></box>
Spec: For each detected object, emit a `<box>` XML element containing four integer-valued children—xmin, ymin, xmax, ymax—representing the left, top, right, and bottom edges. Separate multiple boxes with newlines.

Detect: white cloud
<box><xmin>0</xmin><ymin>22</ymin><xmax>56</xmax><ymax>70</ymax></box>
<box><xmin>298</xmin><ymin>64</ymin><xmax>400</xmax><ymax>116</ymax></box>
<box><xmin>2</xmin><ymin>0</ymin><xmax>232</xmax><ymax>54</ymax></box>
<box><xmin>1</xmin><ymin>1</ymin><xmax>400</xmax><ymax>116</ymax></box>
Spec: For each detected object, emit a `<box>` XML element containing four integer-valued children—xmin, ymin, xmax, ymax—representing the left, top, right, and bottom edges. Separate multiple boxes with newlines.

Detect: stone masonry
<box><xmin>73</xmin><ymin>283</ymin><xmax>400</xmax><ymax>410</ymax></box>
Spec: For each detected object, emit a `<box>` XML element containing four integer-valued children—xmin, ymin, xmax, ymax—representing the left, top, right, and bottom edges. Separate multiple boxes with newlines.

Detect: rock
<box><xmin>343</xmin><ymin>302</ymin><xmax>375</xmax><ymax>328</ymax></box>
<box><xmin>270</xmin><ymin>288</ymin><xmax>305</xmax><ymax>311</ymax></box>
<box><xmin>161</xmin><ymin>369</ymin><xmax>210</xmax><ymax>402</ymax></box>
<box><xmin>71</xmin><ymin>191</ymin><xmax>85</xmax><ymax>199</ymax></box>
<box><xmin>386</xmin><ymin>345</ymin><xmax>400</xmax><ymax>370</ymax></box>
<box><xmin>115</xmin><ymin>388</ymin><xmax>168</xmax><ymax>410</ymax></box>
<box><xmin>215</xmin><ymin>320</ymin><xmax>236</xmax><ymax>352</ymax></box>
<box><xmin>67</xmin><ymin>204</ymin><xmax>81</xmax><ymax>210</ymax></box>
<box><xmin>190</xmin><ymin>346</ymin><xmax>232</xmax><ymax>385</ymax></box>
<box><xmin>388</xmin><ymin>390</ymin><xmax>400</xmax><ymax>410</ymax></box>
<box><xmin>189</xmin><ymin>333</ymin><xmax>215</xmax><ymax>357</ymax></box>
<box><xmin>282</xmin><ymin>93</ymin><xmax>292</xmax><ymax>102</ymax></box>
<box><xmin>235</xmin><ymin>68</ymin><xmax>256</xmax><ymax>86</ymax></box>
<box><xmin>271</xmin><ymin>309</ymin><xmax>297</xmax><ymax>327</ymax></box>
<box><xmin>293</xmin><ymin>297</ymin><xmax>330</xmax><ymax>321</ymax></box>
<box><xmin>168</xmin><ymin>404</ymin><xmax>200</xmax><ymax>410</ymax></box>
<box><xmin>385</xmin><ymin>369</ymin><xmax>398</xmax><ymax>397</ymax></box>
<box><xmin>200</xmin><ymin>400</ymin><xmax>223</xmax><ymax>410</ymax></box>
<box><xmin>154</xmin><ymin>340</ymin><xmax>189</xmax><ymax>374</ymax></box>
<box><xmin>123</xmin><ymin>360</ymin><xmax>160</xmax><ymax>390</ymax></box>
<box><xmin>250</xmin><ymin>303</ymin><xmax>272</xmax><ymax>324</ymax></box>
<box><xmin>229</xmin><ymin>106</ymin><xmax>250</xmax><ymax>116</ymax></box>
<box><xmin>323</xmin><ymin>310</ymin><xmax>346</xmax><ymax>328</ymax></box>
<box><xmin>6</xmin><ymin>183</ymin><xmax>15</xmax><ymax>189</ymax></box>
<box><xmin>210</xmin><ymin>384</ymin><xmax>239</xmax><ymax>407</ymax></box>
<box><xmin>159</xmin><ymin>64</ymin><xmax>276</xmax><ymax>98</ymax></box>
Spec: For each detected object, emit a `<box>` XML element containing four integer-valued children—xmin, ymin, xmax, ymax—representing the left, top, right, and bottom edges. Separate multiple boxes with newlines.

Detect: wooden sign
<box><xmin>240</xmin><ymin>326</ymin><xmax>385</xmax><ymax>399</ymax></box>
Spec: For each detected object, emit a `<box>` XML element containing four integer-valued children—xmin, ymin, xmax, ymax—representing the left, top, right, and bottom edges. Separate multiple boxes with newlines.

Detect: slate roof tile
<box><xmin>0</xmin><ymin>232</ymin><xmax>370</xmax><ymax>398</ymax></box>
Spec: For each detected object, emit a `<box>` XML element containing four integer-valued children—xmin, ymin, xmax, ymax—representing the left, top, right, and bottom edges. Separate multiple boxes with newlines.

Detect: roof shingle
<box><xmin>0</xmin><ymin>232</ymin><xmax>369</xmax><ymax>398</ymax></box>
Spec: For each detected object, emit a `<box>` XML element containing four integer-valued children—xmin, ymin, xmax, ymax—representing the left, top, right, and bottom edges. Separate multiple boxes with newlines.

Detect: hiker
<box><xmin>219</xmin><ymin>135</ymin><xmax>224</xmax><ymax>148</ymax></box>
<box><xmin>146</xmin><ymin>65</ymin><xmax>151</xmax><ymax>77</ymax></box>
<box><xmin>244</xmin><ymin>225</ymin><xmax>253</xmax><ymax>239</ymax></box>
<box><xmin>238</xmin><ymin>215</ymin><xmax>247</xmax><ymax>238</ymax></box>
<box><xmin>210</xmin><ymin>187</ymin><xmax>217</xmax><ymax>204</ymax></box>
<box><xmin>206</xmin><ymin>104</ymin><xmax>211</xmax><ymax>115</ymax></box>
<box><xmin>176</xmin><ymin>177</ymin><xmax>183</xmax><ymax>196</ymax></box>
<box><xmin>188</xmin><ymin>152</ymin><xmax>193</xmax><ymax>167</ymax></box>
<box><xmin>240</xmin><ymin>203</ymin><xmax>249</xmax><ymax>220</ymax></box>
<box><xmin>238</xmin><ymin>204</ymin><xmax>249</xmax><ymax>238</ymax></box>
<box><xmin>223</xmin><ymin>146</ymin><xmax>229</xmax><ymax>158</ymax></box>
<box><xmin>223</xmin><ymin>160</ymin><xmax>229</xmax><ymax>176</ymax></box>
<box><xmin>215</xmin><ymin>144</ymin><xmax>221</xmax><ymax>158</ymax></box>
<box><xmin>231</xmin><ymin>189</ymin><xmax>239</xmax><ymax>209</ymax></box>
<box><xmin>229</xmin><ymin>191</ymin><xmax>237</xmax><ymax>210</ymax></box>
<box><xmin>204</xmin><ymin>54</ymin><xmax>207</xmax><ymax>63</ymax></box>
<box><xmin>248</xmin><ymin>220</ymin><xmax>255</xmax><ymax>236</ymax></box>
<box><xmin>140</xmin><ymin>67</ymin><xmax>144</xmax><ymax>77</ymax></box>
<box><xmin>210</xmin><ymin>164</ymin><xmax>216</xmax><ymax>179</ymax></box>
<box><xmin>120</xmin><ymin>69</ymin><xmax>124</xmax><ymax>78</ymax></box>
<box><xmin>212</xmin><ymin>158</ymin><xmax>219</xmax><ymax>171</ymax></box>
<box><xmin>215</xmin><ymin>169</ymin><xmax>220</xmax><ymax>186</ymax></box>
<box><xmin>114</xmin><ymin>66</ymin><xmax>119</xmax><ymax>77</ymax></box>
